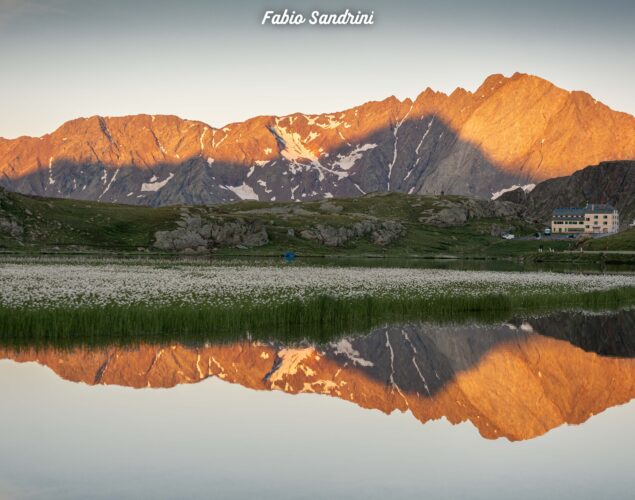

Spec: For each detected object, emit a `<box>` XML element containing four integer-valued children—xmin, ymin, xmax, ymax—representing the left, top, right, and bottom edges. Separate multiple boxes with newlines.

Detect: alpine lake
<box><xmin>1</xmin><ymin>256</ymin><xmax>634</xmax><ymax>499</ymax></box>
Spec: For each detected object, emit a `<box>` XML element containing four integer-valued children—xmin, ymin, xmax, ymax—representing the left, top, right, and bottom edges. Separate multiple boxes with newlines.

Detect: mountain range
<box><xmin>1</xmin><ymin>73</ymin><xmax>634</xmax><ymax>206</ymax></box>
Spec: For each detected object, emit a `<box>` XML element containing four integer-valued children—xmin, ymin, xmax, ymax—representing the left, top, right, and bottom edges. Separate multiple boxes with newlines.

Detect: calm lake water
<box><xmin>1</xmin><ymin>309</ymin><xmax>634</xmax><ymax>499</ymax></box>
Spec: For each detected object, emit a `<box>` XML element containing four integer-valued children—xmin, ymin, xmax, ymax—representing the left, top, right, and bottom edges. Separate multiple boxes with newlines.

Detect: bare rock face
<box><xmin>0</xmin><ymin>217</ymin><xmax>24</xmax><ymax>239</ymax></box>
<box><xmin>1</xmin><ymin>73</ymin><xmax>634</xmax><ymax>206</ymax></box>
<box><xmin>419</xmin><ymin>198</ymin><xmax>524</xmax><ymax>227</ymax></box>
<box><xmin>504</xmin><ymin>161</ymin><xmax>635</xmax><ymax>226</ymax></box>
<box><xmin>0</xmin><ymin>187</ymin><xmax>24</xmax><ymax>241</ymax></box>
<box><xmin>370</xmin><ymin>220</ymin><xmax>404</xmax><ymax>245</ymax></box>
<box><xmin>154</xmin><ymin>212</ymin><xmax>269</xmax><ymax>252</ymax></box>
<box><xmin>421</xmin><ymin>206</ymin><xmax>469</xmax><ymax>226</ymax></box>
<box><xmin>300</xmin><ymin>219</ymin><xmax>405</xmax><ymax>247</ymax></box>
<box><xmin>496</xmin><ymin>187</ymin><xmax>527</xmax><ymax>205</ymax></box>
<box><xmin>318</xmin><ymin>201</ymin><xmax>344</xmax><ymax>214</ymax></box>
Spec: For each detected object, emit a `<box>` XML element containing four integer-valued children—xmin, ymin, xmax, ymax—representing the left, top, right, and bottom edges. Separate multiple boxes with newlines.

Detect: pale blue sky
<box><xmin>2</xmin><ymin>359</ymin><xmax>635</xmax><ymax>498</ymax></box>
<box><xmin>1</xmin><ymin>0</ymin><xmax>634</xmax><ymax>138</ymax></box>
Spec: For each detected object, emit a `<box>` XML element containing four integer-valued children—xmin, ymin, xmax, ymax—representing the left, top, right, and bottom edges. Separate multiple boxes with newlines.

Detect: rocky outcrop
<box><xmin>0</xmin><ymin>187</ymin><xmax>24</xmax><ymax>241</ymax></box>
<box><xmin>300</xmin><ymin>220</ymin><xmax>405</xmax><ymax>247</ymax></box>
<box><xmin>154</xmin><ymin>212</ymin><xmax>269</xmax><ymax>252</ymax></box>
<box><xmin>418</xmin><ymin>197</ymin><xmax>524</xmax><ymax>227</ymax></box>
<box><xmin>1</xmin><ymin>73</ymin><xmax>634</xmax><ymax>206</ymax></box>
<box><xmin>496</xmin><ymin>187</ymin><xmax>527</xmax><ymax>205</ymax></box>
<box><xmin>0</xmin><ymin>216</ymin><xmax>23</xmax><ymax>239</ymax></box>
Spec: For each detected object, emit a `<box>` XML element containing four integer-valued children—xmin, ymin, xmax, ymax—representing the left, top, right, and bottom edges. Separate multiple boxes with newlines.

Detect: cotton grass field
<box><xmin>3</xmin><ymin>261</ymin><xmax>635</xmax><ymax>308</ymax></box>
<box><xmin>1</xmin><ymin>259</ymin><xmax>635</xmax><ymax>345</ymax></box>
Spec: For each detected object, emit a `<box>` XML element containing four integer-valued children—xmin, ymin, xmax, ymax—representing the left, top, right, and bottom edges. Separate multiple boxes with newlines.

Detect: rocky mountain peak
<box><xmin>0</xmin><ymin>73</ymin><xmax>633</xmax><ymax>206</ymax></box>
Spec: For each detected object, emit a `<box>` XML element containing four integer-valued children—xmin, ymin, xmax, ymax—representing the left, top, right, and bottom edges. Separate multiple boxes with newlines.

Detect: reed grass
<box><xmin>1</xmin><ymin>286</ymin><xmax>635</xmax><ymax>349</ymax></box>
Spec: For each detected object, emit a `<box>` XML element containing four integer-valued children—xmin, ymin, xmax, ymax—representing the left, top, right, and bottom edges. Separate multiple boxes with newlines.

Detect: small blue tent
<box><xmin>283</xmin><ymin>251</ymin><xmax>297</xmax><ymax>263</ymax></box>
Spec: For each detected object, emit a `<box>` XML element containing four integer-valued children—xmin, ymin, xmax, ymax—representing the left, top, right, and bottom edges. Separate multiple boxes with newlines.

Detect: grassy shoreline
<box><xmin>2</xmin><ymin>286</ymin><xmax>635</xmax><ymax>348</ymax></box>
<box><xmin>2</xmin><ymin>258</ymin><xmax>634</xmax><ymax>347</ymax></box>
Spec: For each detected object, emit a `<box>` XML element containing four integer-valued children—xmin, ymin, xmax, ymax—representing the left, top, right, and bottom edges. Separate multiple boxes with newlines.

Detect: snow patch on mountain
<box><xmin>272</xmin><ymin>121</ymin><xmax>348</xmax><ymax>181</ymax></box>
<box><xmin>322</xmin><ymin>116</ymin><xmax>343</xmax><ymax>129</ymax></box>
<box><xmin>416</xmin><ymin>117</ymin><xmax>434</xmax><ymax>156</ymax></box>
<box><xmin>48</xmin><ymin>157</ymin><xmax>55</xmax><ymax>185</ymax></box>
<box><xmin>406</xmin><ymin>117</ymin><xmax>435</xmax><ymax>181</ymax></box>
<box><xmin>306</xmin><ymin>131</ymin><xmax>319</xmax><ymax>142</ymax></box>
<box><xmin>331</xmin><ymin>339</ymin><xmax>374</xmax><ymax>367</ymax></box>
<box><xmin>155</xmin><ymin>136</ymin><xmax>167</xmax><ymax>155</ymax></box>
<box><xmin>215</xmin><ymin>132</ymin><xmax>228</xmax><ymax>149</ymax></box>
<box><xmin>99</xmin><ymin>169</ymin><xmax>119</xmax><ymax>199</ymax></box>
<box><xmin>224</xmin><ymin>183</ymin><xmax>259</xmax><ymax>200</ymax></box>
<box><xmin>388</xmin><ymin>104</ymin><xmax>413</xmax><ymax>190</ymax></box>
<box><xmin>274</xmin><ymin>124</ymin><xmax>318</xmax><ymax>162</ymax></box>
<box><xmin>333</xmin><ymin>143</ymin><xmax>377</xmax><ymax>171</ymax></box>
<box><xmin>268</xmin><ymin>348</ymin><xmax>315</xmax><ymax>384</ymax></box>
<box><xmin>305</xmin><ymin>114</ymin><xmax>342</xmax><ymax>129</ymax></box>
<box><xmin>337</xmin><ymin>129</ymin><xmax>351</xmax><ymax>147</ymax></box>
<box><xmin>257</xmin><ymin>179</ymin><xmax>272</xmax><ymax>194</ymax></box>
<box><xmin>491</xmin><ymin>183</ymin><xmax>536</xmax><ymax>200</ymax></box>
<box><xmin>199</xmin><ymin>127</ymin><xmax>207</xmax><ymax>152</ymax></box>
<box><xmin>141</xmin><ymin>173</ymin><xmax>174</xmax><ymax>192</ymax></box>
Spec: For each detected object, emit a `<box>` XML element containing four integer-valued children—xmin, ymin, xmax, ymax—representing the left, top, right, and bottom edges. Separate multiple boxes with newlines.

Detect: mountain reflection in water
<box><xmin>2</xmin><ymin>309</ymin><xmax>634</xmax><ymax>442</ymax></box>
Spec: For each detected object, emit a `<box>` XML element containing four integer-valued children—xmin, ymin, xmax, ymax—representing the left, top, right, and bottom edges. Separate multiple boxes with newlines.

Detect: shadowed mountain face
<box><xmin>3</xmin><ymin>309</ymin><xmax>634</xmax><ymax>441</ymax></box>
<box><xmin>500</xmin><ymin>160</ymin><xmax>635</xmax><ymax>227</ymax></box>
<box><xmin>1</xmin><ymin>73</ymin><xmax>634</xmax><ymax>206</ymax></box>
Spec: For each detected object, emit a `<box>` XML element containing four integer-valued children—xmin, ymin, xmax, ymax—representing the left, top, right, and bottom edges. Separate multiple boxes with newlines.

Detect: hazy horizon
<box><xmin>1</xmin><ymin>0</ymin><xmax>634</xmax><ymax>139</ymax></box>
